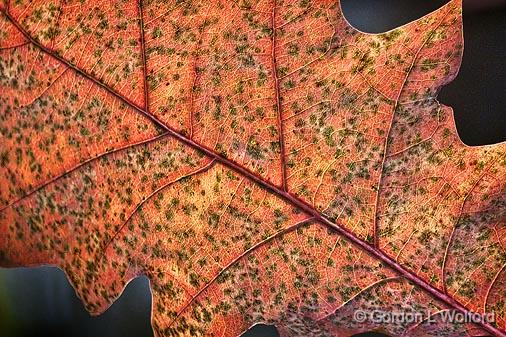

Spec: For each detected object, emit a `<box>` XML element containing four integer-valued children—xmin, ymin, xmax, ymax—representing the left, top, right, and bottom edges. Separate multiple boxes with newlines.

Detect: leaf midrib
<box><xmin>2</xmin><ymin>7</ymin><xmax>504</xmax><ymax>337</ymax></box>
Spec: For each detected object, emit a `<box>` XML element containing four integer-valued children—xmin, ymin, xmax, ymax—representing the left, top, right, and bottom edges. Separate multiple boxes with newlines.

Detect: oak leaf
<box><xmin>0</xmin><ymin>0</ymin><xmax>505</xmax><ymax>336</ymax></box>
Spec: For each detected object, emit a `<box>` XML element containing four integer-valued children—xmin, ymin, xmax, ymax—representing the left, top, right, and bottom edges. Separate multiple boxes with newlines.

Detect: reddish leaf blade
<box><xmin>1</xmin><ymin>1</ymin><xmax>505</xmax><ymax>336</ymax></box>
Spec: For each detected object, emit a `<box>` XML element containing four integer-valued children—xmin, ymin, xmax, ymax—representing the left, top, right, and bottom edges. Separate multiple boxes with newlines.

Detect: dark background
<box><xmin>0</xmin><ymin>1</ymin><xmax>505</xmax><ymax>336</ymax></box>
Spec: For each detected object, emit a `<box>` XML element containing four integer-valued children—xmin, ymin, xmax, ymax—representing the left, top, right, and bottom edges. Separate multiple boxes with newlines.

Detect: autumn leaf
<box><xmin>0</xmin><ymin>0</ymin><xmax>505</xmax><ymax>336</ymax></box>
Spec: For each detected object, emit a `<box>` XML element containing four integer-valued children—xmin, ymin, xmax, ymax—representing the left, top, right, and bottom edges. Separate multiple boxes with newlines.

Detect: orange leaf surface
<box><xmin>1</xmin><ymin>0</ymin><xmax>505</xmax><ymax>336</ymax></box>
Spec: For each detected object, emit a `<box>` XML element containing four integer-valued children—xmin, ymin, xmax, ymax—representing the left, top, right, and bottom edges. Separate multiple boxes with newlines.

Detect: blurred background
<box><xmin>1</xmin><ymin>0</ymin><xmax>505</xmax><ymax>336</ymax></box>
